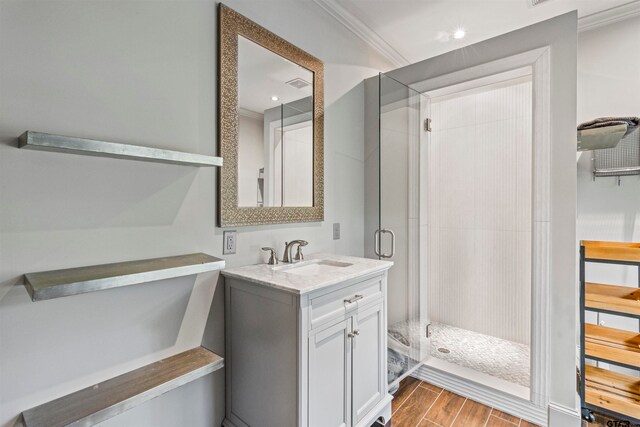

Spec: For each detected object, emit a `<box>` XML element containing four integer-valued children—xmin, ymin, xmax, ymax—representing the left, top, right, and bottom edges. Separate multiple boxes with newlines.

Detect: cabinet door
<box><xmin>352</xmin><ymin>301</ymin><xmax>385</xmax><ymax>424</ymax></box>
<box><xmin>308</xmin><ymin>317</ymin><xmax>352</xmax><ymax>427</ymax></box>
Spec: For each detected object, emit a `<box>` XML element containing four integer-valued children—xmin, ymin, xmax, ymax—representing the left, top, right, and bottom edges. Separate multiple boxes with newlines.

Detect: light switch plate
<box><xmin>333</xmin><ymin>223</ymin><xmax>340</xmax><ymax>240</ymax></box>
<box><xmin>223</xmin><ymin>230</ymin><xmax>237</xmax><ymax>255</ymax></box>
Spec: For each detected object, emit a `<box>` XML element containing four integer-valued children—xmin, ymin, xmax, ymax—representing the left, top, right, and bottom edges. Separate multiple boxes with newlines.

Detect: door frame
<box><xmin>373</xmin><ymin>11</ymin><xmax>577</xmax><ymax>426</ymax></box>
<box><xmin>402</xmin><ymin>46</ymin><xmax>552</xmax><ymax>425</ymax></box>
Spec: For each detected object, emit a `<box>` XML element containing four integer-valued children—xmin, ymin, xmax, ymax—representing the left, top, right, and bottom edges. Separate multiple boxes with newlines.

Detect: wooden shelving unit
<box><xmin>21</xmin><ymin>346</ymin><xmax>223</xmax><ymax>427</ymax></box>
<box><xmin>24</xmin><ymin>253</ymin><xmax>225</xmax><ymax>301</ymax></box>
<box><xmin>580</xmin><ymin>240</ymin><xmax>640</xmax><ymax>422</ymax></box>
<box><xmin>586</xmin><ymin>283</ymin><xmax>640</xmax><ymax>317</ymax></box>
<box><xmin>585</xmin><ymin>365</ymin><xmax>640</xmax><ymax>421</ymax></box>
<box><xmin>585</xmin><ymin>324</ymin><xmax>640</xmax><ymax>369</ymax></box>
<box><xmin>19</xmin><ymin>131</ymin><xmax>223</xmax><ymax>167</ymax></box>
<box><xmin>583</xmin><ymin>240</ymin><xmax>640</xmax><ymax>264</ymax></box>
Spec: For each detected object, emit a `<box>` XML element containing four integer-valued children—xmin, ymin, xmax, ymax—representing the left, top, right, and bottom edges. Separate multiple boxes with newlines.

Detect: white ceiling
<box><xmin>316</xmin><ymin>0</ymin><xmax>640</xmax><ymax>66</ymax></box>
<box><xmin>238</xmin><ymin>36</ymin><xmax>313</xmax><ymax>115</ymax></box>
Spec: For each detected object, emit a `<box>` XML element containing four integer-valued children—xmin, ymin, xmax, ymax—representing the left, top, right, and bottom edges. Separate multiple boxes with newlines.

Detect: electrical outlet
<box><xmin>223</xmin><ymin>230</ymin><xmax>237</xmax><ymax>255</ymax></box>
<box><xmin>333</xmin><ymin>223</ymin><xmax>340</xmax><ymax>240</ymax></box>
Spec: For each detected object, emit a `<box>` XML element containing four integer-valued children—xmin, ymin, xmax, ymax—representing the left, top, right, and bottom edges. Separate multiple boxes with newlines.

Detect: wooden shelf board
<box><xmin>585</xmin><ymin>365</ymin><xmax>640</xmax><ymax>420</ymax></box>
<box><xmin>582</xmin><ymin>240</ymin><xmax>640</xmax><ymax>264</ymax></box>
<box><xmin>24</xmin><ymin>253</ymin><xmax>225</xmax><ymax>301</ymax></box>
<box><xmin>22</xmin><ymin>347</ymin><xmax>223</xmax><ymax>427</ymax></box>
<box><xmin>19</xmin><ymin>131</ymin><xmax>223</xmax><ymax>167</ymax></box>
<box><xmin>585</xmin><ymin>323</ymin><xmax>640</xmax><ymax>368</ymax></box>
<box><xmin>586</xmin><ymin>283</ymin><xmax>640</xmax><ymax>317</ymax></box>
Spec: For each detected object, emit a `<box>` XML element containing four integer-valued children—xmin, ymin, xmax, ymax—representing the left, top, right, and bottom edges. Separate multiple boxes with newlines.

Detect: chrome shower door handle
<box><xmin>383</xmin><ymin>229</ymin><xmax>396</xmax><ymax>258</ymax></box>
<box><xmin>374</xmin><ymin>228</ymin><xmax>395</xmax><ymax>259</ymax></box>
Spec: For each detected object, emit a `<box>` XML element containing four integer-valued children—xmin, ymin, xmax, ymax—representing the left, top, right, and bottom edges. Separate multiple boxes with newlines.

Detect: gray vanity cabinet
<box><xmin>351</xmin><ymin>300</ymin><xmax>385</xmax><ymax>423</ymax></box>
<box><xmin>308</xmin><ymin>299</ymin><xmax>385</xmax><ymax>427</ymax></box>
<box><xmin>308</xmin><ymin>317</ymin><xmax>352</xmax><ymax>427</ymax></box>
<box><xmin>222</xmin><ymin>269</ymin><xmax>392</xmax><ymax>427</ymax></box>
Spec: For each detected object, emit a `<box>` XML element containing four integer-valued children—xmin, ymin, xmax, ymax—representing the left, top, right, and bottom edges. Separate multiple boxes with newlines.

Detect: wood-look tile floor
<box><xmin>388</xmin><ymin>377</ymin><xmax>630</xmax><ymax>427</ymax></box>
<box><xmin>390</xmin><ymin>377</ymin><xmax>540</xmax><ymax>427</ymax></box>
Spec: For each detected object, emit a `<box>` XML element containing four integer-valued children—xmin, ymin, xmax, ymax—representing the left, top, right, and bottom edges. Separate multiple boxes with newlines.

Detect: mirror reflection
<box><xmin>238</xmin><ymin>36</ymin><xmax>314</xmax><ymax>208</ymax></box>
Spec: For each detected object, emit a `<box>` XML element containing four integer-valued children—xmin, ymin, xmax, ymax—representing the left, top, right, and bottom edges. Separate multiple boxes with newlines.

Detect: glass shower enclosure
<box><xmin>368</xmin><ymin>73</ymin><xmax>431</xmax><ymax>390</ymax></box>
<box><xmin>370</xmin><ymin>69</ymin><xmax>535</xmax><ymax>398</ymax></box>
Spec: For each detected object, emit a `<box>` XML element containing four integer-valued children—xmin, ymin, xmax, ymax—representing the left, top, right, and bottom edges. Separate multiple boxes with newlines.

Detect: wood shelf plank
<box><xmin>582</xmin><ymin>240</ymin><xmax>640</xmax><ymax>264</ymax></box>
<box><xmin>585</xmin><ymin>365</ymin><xmax>640</xmax><ymax>420</ymax></box>
<box><xmin>24</xmin><ymin>253</ymin><xmax>225</xmax><ymax>301</ymax></box>
<box><xmin>19</xmin><ymin>131</ymin><xmax>223</xmax><ymax>167</ymax></box>
<box><xmin>21</xmin><ymin>347</ymin><xmax>224</xmax><ymax>427</ymax></box>
<box><xmin>586</xmin><ymin>283</ymin><xmax>640</xmax><ymax>317</ymax></box>
<box><xmin>585</xmin><ymin>324</ymin><xmax>640</xmax><ymax>368</ymax></box>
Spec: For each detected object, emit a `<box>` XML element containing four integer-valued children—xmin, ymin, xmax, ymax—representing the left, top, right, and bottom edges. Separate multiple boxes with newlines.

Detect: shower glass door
<box><xmin>378</xmin><ymin>73</ymin><xmax>431</xmax><ymax>389</ymax></box>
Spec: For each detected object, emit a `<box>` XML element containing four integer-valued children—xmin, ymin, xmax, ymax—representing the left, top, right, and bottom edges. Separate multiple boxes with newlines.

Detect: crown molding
<box><xmin>312</xmin><ymin>0</ymin><xmax>410</xmax><ymax>67</ymax></box>
<box><xmin>578</xmin><ymin>0</ymin><xmax>640</xmax><ymax>32</ymax></box>
<box><xmin>239</xmin><ymin>108</ymin><xmax>264</xmax><ymax>121</ymax></box>
<box><xmin>315</xmin><ymin>0</ymin><xmax>640</xmax><ymax>68</ymax></box>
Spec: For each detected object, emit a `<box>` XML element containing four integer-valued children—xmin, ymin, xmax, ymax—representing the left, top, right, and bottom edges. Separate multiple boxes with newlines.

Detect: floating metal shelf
<box><xmin>19</xmin><ymin>131</ymin><xmax>223</xmax><ymax>167</ymax></box>
<box><xmin>21</xmin><ymin>346</ymin><xmax>224</xmax><ymax>427</ymax></box>
<box><xmin>24</xmin><ymin>253</ymin><xmax>225</xmax><ymax>301</ymax></box>
<box><xmin>591</xmin><ymin>128</ymin><xmax>640</xmax><ymax>179</ymax></box>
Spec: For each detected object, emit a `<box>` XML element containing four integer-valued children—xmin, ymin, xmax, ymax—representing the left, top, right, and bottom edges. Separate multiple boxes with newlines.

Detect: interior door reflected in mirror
<box><xmin>237</xmin><ymin>36</ymin><xmax>314</xmax><ymax>208</ymax></box>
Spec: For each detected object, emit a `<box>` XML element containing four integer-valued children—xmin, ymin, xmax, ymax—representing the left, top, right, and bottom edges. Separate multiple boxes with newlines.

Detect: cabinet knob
<box><xmin>353</xmin><ymin>330</ymin><xmax>360</xmax><ymax>336</ymax></box>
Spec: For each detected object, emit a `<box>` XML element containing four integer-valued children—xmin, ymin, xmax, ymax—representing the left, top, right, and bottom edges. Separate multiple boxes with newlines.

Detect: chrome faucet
<box><xmin>282</xmin><ymin>240</ymin><xmax>308</xmax><ymax>263</ymax></box>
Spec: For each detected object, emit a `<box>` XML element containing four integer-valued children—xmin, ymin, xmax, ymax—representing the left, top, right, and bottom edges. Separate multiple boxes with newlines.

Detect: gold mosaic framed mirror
<box><xmin>218</xmin><ymin>4</ymin><xmax>324</xmax><ymax>227</ymax></box>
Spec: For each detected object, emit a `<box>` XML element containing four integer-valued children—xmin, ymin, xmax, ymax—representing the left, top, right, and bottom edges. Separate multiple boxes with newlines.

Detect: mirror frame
<box><xmin>218</xmin><ymin>4</ymin><xmax>324</xmax><ymax>227</ymax></box>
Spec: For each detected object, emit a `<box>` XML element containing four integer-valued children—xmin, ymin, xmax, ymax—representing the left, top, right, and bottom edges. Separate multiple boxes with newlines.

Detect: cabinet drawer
<box><xmin>310</xmin><ymin>275</ymin><xmax>383</xmax><ymax>330</ymax></box>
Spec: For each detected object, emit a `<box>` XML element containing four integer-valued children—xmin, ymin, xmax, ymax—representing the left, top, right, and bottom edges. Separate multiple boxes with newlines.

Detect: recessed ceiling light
<box><xmin>453</xmin><ymin>28</ymin><xmax>466</xmax><ymax>39</ymax></box>
<box><xmin>271</xmin><ymin>96</ymin><xmax>279</xmax><ymax>101</ymax></box>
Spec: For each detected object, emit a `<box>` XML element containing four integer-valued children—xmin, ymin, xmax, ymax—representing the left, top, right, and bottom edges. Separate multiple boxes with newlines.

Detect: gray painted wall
<box><xmin>0</xmin><ymin>1</ymin><xmax>392</xmax><ymax>426</ymax></box>
<box><xmin>577</xmin><ymin>15</ymin><xmax>640</xmax><ymax>377</ymax></box>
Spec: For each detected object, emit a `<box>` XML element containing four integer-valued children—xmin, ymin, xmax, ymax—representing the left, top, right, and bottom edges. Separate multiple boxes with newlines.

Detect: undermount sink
<box><xmin>272</xmin><ymin>259</ymin><xmax>353</xmax><ymax>276</ymax></box>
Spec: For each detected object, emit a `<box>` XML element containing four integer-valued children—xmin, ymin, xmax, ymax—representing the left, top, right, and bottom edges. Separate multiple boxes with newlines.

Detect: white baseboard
<box><xmin>548</xmin><ymin>402</ymin><xmax>581</xmax><ymax>427</ymax></box>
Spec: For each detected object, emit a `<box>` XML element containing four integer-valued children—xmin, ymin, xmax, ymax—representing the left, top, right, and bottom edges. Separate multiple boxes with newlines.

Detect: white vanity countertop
<box><xmin>221</xmin><ymin>253</ymin><xmax>393</xmax><ymax>295</ymax></box>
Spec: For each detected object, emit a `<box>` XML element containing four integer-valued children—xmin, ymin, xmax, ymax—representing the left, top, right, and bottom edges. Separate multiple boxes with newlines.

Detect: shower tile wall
<box><xmin>425</xmin><ymin>79</ymin><xmax>533</xmax><ymax>345</ymax></box>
